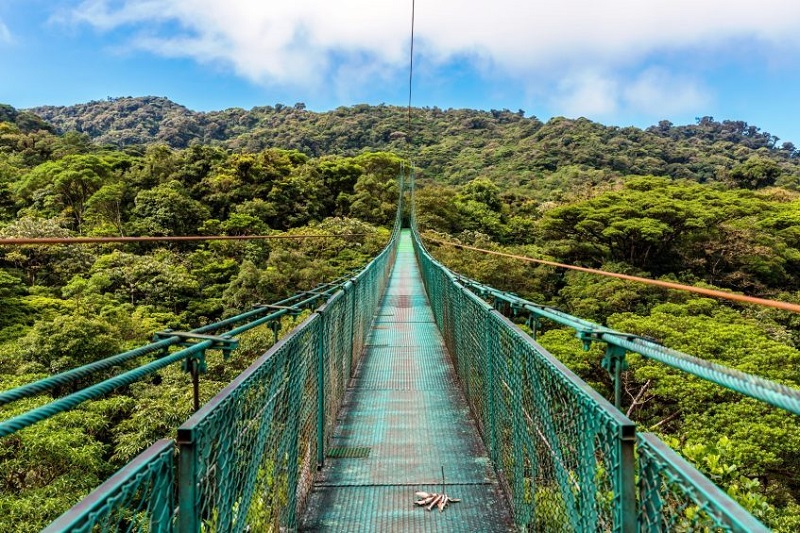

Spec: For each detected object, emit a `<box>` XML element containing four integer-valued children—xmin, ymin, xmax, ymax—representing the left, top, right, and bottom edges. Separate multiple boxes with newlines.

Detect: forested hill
<box><xmin>23</xmin><ymin>97</ymin><xmax>800</xmax><ymax>193</ymax></box>
<box><xmin>4</xmin><ymin>98</ymin><xmax>800</xmax><ymax>530</ymax></box>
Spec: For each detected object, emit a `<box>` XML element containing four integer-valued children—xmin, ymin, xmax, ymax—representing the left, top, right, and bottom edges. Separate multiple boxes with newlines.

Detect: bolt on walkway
<box><xmin>302</xmin><ymin>230</ymin><xmax>513</xmax><ymax>531</ymax></box>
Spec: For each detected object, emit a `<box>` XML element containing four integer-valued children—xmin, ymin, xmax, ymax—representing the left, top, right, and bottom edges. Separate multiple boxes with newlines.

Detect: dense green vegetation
<box><xmin>2</xmin><ymin>99</ymin><xmax>800</xmax><ymax>530</ymax></box>
<box><xmin>0</xmin><ymin>106</ymin><xmax>400</xmax><ymax>531</ymax></box>
<box><xmin>25</xmin><ymin>97</ymin><xmax>800</xmax><ymax>194</ymax></box>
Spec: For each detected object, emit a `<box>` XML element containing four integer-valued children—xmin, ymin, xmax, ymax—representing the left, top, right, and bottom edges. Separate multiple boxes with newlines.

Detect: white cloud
<box><xmin>66</xmin><ymin>0</ymin><xmax>800</xmax><ymax>112</ymax></box>
<box><xmin>550</xmin><ymin>68</ymin><xmax>711</xmax><ymax>120</ymax></box>
<box><xmin>623</xmin><ymin>69</ymin><xmax>710</xmax><ymax>116</ymax></box>
<box><xmin>0</xmin><ymin>18</ymin><xmax>12</xmax><ymax>44</ymax></box>
<box><xmin>553</xmin><ymin>71</ymin><xmax>621</xmax><ymax>117</ymax></box>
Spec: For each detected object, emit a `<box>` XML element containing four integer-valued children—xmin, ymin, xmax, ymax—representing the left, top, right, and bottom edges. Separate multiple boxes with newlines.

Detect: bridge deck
<box><xmin>302</xmin><ymin>230</ymin><xmax>513</xmax><ymax>531</ymax></box>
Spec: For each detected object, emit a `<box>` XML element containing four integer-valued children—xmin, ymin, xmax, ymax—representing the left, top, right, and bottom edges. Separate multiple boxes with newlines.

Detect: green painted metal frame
<box><xmin>36</xmin><ymin>225</ymin><xmax>400</xmax><ymax>532</ymax></box>
<box><xmin>175</xmin><ymin>220</ymin><xmax>401</xmax><ymax>532</ymax></box>
<box><xmin>8</xmin><ymin>181</ymin><xmax>403</xmax><ymax>531</ymax></box>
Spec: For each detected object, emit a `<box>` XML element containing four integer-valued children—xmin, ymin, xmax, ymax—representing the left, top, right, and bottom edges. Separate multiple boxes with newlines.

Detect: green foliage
<box><xmin>15</xmin><ymin>314</ymin><xmax>122</xmax><ymax>374</ymax></box>
<box><xmin>729</xmin><ymin>156</ymin><xmax>782</xmax><ymax>189</ymax></box>
<box><xmin>14</xmin><ymin>154</ymin><xmax>114</xmax><ymax>230</ymax></box>
<box><xmin>3</xmin><ymin>99</ymin><xmax>800</xmax><ymax>529</ymax></box>
<box><xmin>130</xmin><ymin>180</ymin><xmax>210</xmax><ymax>236</ymax></box>
<box><xmin>24</xmin><ymin>98</ymin><xmax>800</xmax><ymax>195</ymax></box>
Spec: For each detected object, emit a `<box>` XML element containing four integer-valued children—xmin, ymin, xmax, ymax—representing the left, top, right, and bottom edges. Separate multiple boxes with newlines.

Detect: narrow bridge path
<box><xmin>302</xmin><ymin>230</ymin><xmax>513</xmax><ymax>531</ymax></box>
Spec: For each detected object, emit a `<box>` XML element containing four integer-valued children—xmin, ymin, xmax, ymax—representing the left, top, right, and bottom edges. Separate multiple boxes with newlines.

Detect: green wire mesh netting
<box><xmin>412</xmin><ymin>232</ymin><xmax>636</xmax><ymax>531</ymax></box>
<box><xmin>43</xmin><ymin>439</ymin><xmax>174</xmax><ymax>533</ymax></box>
<box><xmin>177</xmin><ymin>228</ymin><xmax>398</xmax><ymax>532</ymax></box>
<box><xmin>180</xmin><ymin>314</ymin><xmax>321</xmax><ymax>531</ymax></box>
<box><xmin>637</xmin><ymin>433</ymin><xmax>767</xmax><ymax>532</ymax></box>
<box><xmin>410</xmin><ymin>215</ymin><xmax>768</xmax><ymax>531</ymax></box>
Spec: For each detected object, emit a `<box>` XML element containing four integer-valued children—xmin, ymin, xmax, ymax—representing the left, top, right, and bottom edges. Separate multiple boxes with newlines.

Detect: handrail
<box><xmin>452</xmin><ymin>273</ymin><xmax>800</xmax><ymax>416</ymax></box>
<box><xmin>36</xmin><ymin>173</ymin><xmax>405</xmax><ymax>532</ymax></box>
<box><xmin>0</xmin><ymin>275</ymin><xmax>351</xmax><ymax>408</ymax></box>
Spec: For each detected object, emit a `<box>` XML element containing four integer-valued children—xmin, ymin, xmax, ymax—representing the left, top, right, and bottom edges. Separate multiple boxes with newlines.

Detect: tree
<box><xmin>0</xmin><ymin>217</ymin><xmax>89</xmax><ymax>286</ymax></box>
<box><xmin>85</xmin><ymin>182</ymin><xmax>127</xmax><ymax>235</ymax></box>
<box><xmin>221</xmin><ymin>260</ymin><xmax>264</xmax><ymax>315</ymax></box>
<box><xmin>86</xmin><ymin>250</ymin><xmax>200</xmax><ymax>311</ymax></box>
<box><xmin>14</xmin><ymin>155</ymin><xmax>113</xmax><ymax>231</ymax></box>
<box><xmin>264</xmin><ymin>167</ymin><xmax>325</xmax><ymax>229</ymax></box>
<box><xmin>316</xmin><ymin>157</ymin><xmax>363</xmax><ymax>215</ymax></box>
<box><xmin>16</xmin><ymin>314</ymin><xmax>122</xmax><ymax>373</ymax></box>
<box><xmin>729</xmin><ymin>157</ymin><xmax>782</xmax><ymax>189</ymax></box>
<box><xmin>130</xmin><ymin>181</ymin><xmax>210</xmax><ymax>236</ymax></box>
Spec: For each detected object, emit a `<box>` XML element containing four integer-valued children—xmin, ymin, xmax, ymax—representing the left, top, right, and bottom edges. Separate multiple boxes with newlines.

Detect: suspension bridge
<box><xmin>2</xmin><ymin>179</ymin><xmax>798</xmax><ymax>532</ymax></box>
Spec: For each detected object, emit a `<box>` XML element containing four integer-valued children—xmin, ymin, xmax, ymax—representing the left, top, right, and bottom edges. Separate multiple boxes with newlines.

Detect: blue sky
<box><xmin>2</xmin><ymin>0</ymin><xmax>800</xmax><ymax>145</ymax></box>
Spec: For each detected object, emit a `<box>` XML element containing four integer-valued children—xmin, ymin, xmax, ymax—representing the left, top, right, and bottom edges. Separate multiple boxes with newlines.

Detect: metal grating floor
<box><xmin>302</xmin><ymin>230</ymin><xmax>513</xmax><ymax>532</ymax></box>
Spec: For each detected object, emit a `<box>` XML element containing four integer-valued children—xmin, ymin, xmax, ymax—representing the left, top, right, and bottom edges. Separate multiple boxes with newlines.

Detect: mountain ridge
<box><xmin>11</xmin><ymin>96</ymin><xmax>800</xmax><ymax>192</ymax></box>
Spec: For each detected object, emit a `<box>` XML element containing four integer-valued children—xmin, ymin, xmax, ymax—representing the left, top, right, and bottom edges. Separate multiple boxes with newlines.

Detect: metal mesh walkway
<box><xmin>302</xmin><ymin>230</ymin><xmax>513</xmax><ymax>531</ymax></box>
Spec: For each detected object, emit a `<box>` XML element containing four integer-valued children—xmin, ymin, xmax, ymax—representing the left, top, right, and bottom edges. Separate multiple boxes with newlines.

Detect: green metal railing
<box><xmin>176</xmin><ymin>225</ymin><xmax>399</xmax><ymax>532</ymax></box>
<box><xmin>411</xmin><ymin>219</ymin><xmax>775</xmax><ymax>529</ymax></box>
<box><xmin>42</xmin><ymin>439</ymin><xmax>175</xmax><ymax>533</ymax></box>
<box><xmin>411</xmin><ymin>229</ymin><xmax>773</xmax><ymax>531</ymax></box>
<box><xmin>411</xmin><ymin>222</ymin><xmax>636</xmax><ymax>531</ymax></box>
<box><xmin>17</xmin><ymin>191</ymin><xmax>403</xmax><ymax>531</ymax></box>
<box><xmin>440</xmin><ymin>269</ymin><xmax>800</xmax><ymax>531</ymax></box>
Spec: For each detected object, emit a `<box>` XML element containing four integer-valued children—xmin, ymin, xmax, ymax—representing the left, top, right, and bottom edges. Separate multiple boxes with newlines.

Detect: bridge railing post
<box><xmin>484</xmin><ymin>307</ymin><xmax>498</xmax><ymax>465</ymax></box>
<box><xmin>619</xmin><ymin>424</ymin><xmax>637</xmax><ymax>532</ymax></box>
<box><xmin>177</xmin><ymin>427</ymin><xmax>199</xmax><ymax>533</ymax></box>
<box><xmin>284</xmin><ymin>336</ymin><xmax>305</xmax><ymax>529</ymax></box>
<box><xmin>349</xmin><ymin>278</ymin><xmax>358</xmax><ymax>375</ymax></box>
<box><xmin>316</xmin><ymin>308</ymin><xmax>328</xmax><ymax>469</ymax></box>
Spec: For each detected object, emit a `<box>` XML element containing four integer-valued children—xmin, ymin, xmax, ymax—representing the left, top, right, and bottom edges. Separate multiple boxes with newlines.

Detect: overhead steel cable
<box><xmin>407</xmin><ymin>0</ymin><xmax>416</xmax><ymax>137</ymax></box>
<box><xmin>0</xmin><ymin>274</ymin><xmax>354</xmax><ymax>437</ymax></box>
<box><xmin>0</xmin><ymin>233</ymin><xmax>373</xmax><ymax>246</ymax></box>
<box><xmin>423</xmin><ymin>235</ymin><xmax>800</xmax><ymax>314</ymax></box>
<box><xmin>452</xmin><ymin>271</ymin><xmax>800</xmax><ymax>416</ymax></box>
<box><xmin>403</xmin><ymin>0</ymin><xmax>417</xmax><ymax>206</ymax></box>
<box><xmin>0</xmin><ymin>274</ymin><xmax>354</xmax><ymax>408</ymax></box>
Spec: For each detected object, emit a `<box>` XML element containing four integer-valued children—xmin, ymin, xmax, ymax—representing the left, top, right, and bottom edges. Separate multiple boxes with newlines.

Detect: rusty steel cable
<box><xmin>0</xmin><ymin>233</ymin><xmax>374</xmax><ymax>246</ymax></box>
<box><xmin>423</xmin><ymin>235</ymin><xmax>800</xmax><ymax>314</ymax></box>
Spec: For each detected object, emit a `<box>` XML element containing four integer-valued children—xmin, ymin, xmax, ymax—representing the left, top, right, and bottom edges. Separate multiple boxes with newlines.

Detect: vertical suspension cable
<box><xmin>407</xmin><ymin>0</ymin><xmax>416</xmax><ymax>137</ymax></box>
<box><xmin>406</xmin><ymin>0</ymin><xmax>417</xmax><ymax>219</ymax></box>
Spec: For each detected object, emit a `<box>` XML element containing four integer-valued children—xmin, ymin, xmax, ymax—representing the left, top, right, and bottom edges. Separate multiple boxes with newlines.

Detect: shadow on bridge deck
<box><xmin>302</xmin><ymin>231</ymin><xmax>513</xmax><ymax>531</ymax></box>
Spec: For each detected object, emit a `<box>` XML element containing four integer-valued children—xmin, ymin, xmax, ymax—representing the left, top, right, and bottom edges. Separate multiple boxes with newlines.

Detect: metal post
<box><xmin>285</xmin><ymin>340</ymin><xmax>303</xmax><ymax>529</ymax></box>
<box><xmin>270</xmin><ymin>320</ymin><xmax>280</xmax><ymax>345</ymax></box>
<box><xmin>603</xmin><ymin>346</ymin><xmax>628</xmax><ymax>411</ymax></box>
<box><xmin>619</xmin><ymin>424</ymin><xmax>637</xmax><ymax>533</ymax></box>
<box><xmin>177</xmin><ymin>428</ymin><xmax>199</xmax><ymax>533</ymax></box>
<box><xmin>484</xmin><ymin>309</ymin><xmax>497</xmax><ymax>463</ymax></box>
<box><xmin>190</xmin><ymin>359</ymin><xmax>200</xmax><ymax>412</ymax></box>
<box><xmin>349</xmin><ymin>279</ymin><xmax>358</xmax><ymax>374</ymax></box>
<box><xmin>316</xmin><ymin>311</ymin><xmax>327</xmax><ymax>468</ymax></box>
